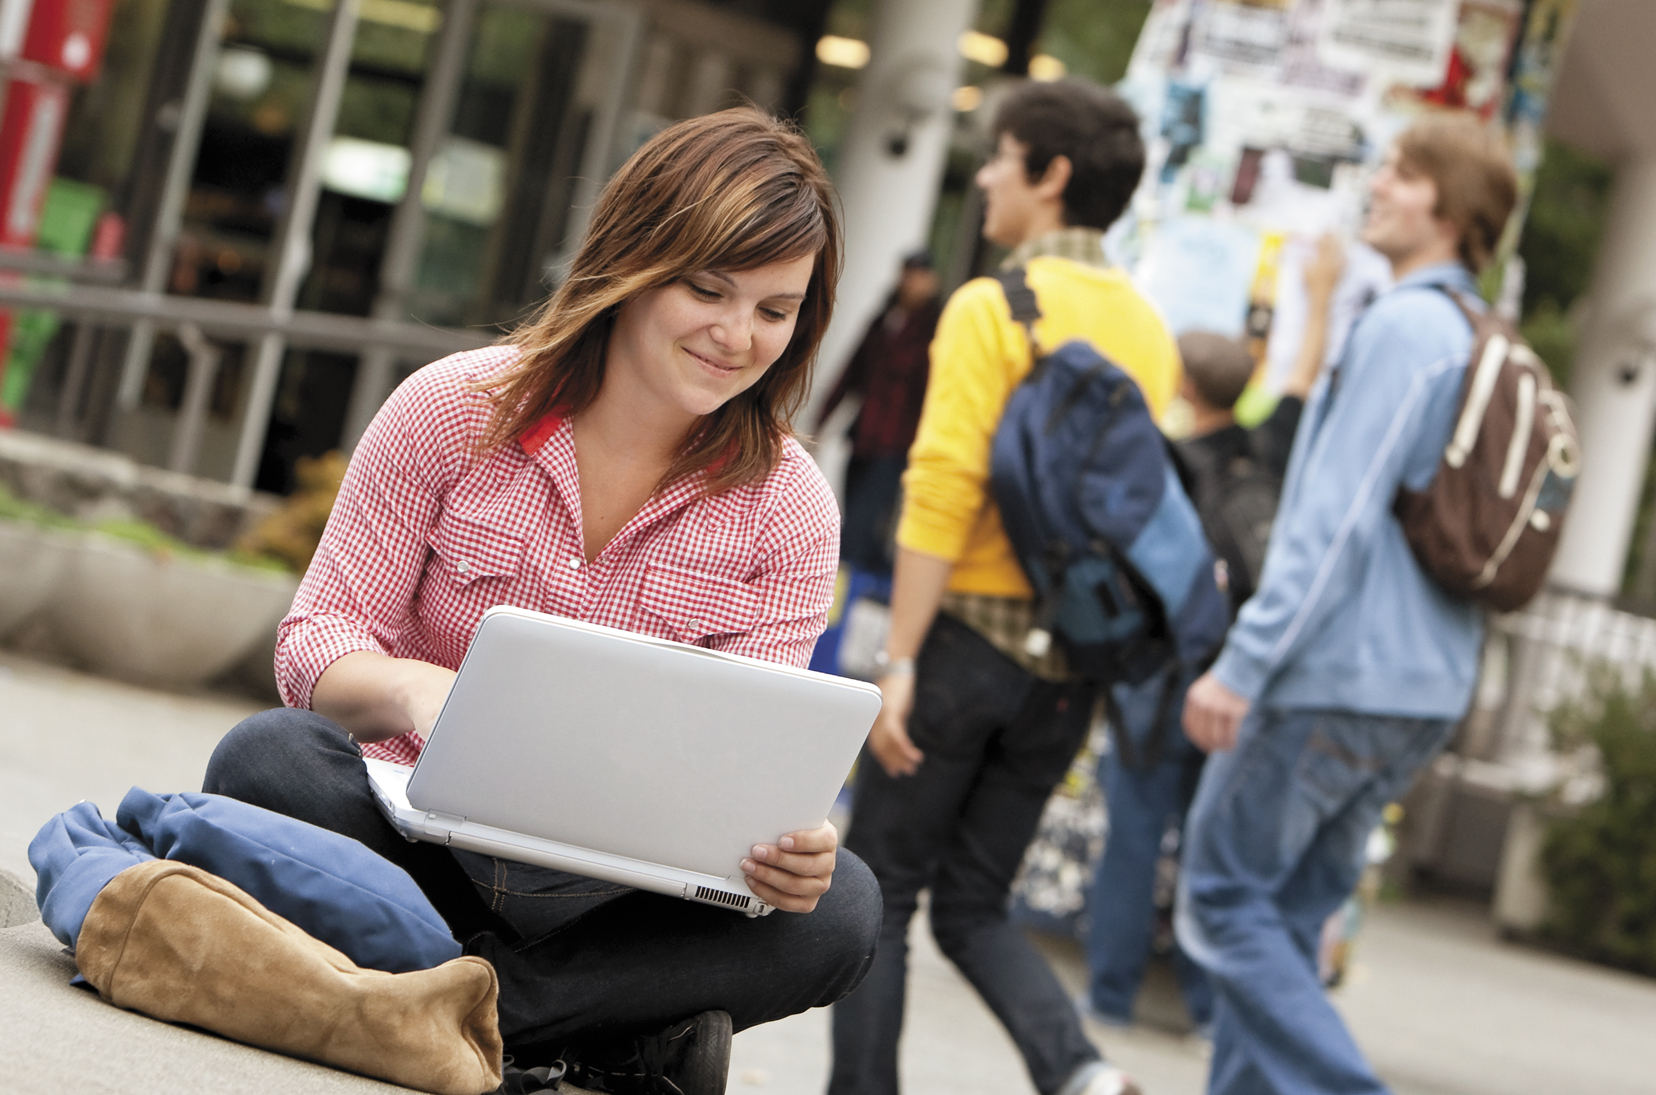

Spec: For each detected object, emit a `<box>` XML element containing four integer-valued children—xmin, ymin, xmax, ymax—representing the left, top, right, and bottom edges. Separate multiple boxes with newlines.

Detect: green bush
<box><xmin>0</xmin><ymin>484</ymin><xmax>76</xmax><ymax>528</ymax></box>
<box><xmin>1541</xmin><ymin>671</ymin><xmax>1656</xmax><ymax>975</ymax></box>
<box><xmin>0</xmin><ymin>484</ymin><xmax>286</xmax><ymax>573</ymax></box>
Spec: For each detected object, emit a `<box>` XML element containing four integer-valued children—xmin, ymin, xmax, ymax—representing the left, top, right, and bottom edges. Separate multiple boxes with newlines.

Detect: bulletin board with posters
<box><xmin>1109</xmin><ymin>0</ymin><xmax>1580</xmax><ymax>406</ymax></box>
<box><xmin>1009</xmin><ymin>0</ymin><xmax>1582</xmax><ymax>940</ymax></box>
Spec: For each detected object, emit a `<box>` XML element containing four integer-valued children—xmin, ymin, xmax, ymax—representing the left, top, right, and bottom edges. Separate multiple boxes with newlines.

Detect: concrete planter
<box><xmin>224</xmin><ymin>623</ymin><xmax>283</xmax><ymax>702</ymax></box>
<box><xmin>48</xmin><ymin>534</ymin><xmax>298</xmax><ymax>690</ymax></box>
<box><xmin>1493</xmin><ymin>799</ymin><xmax>1574</xmax><ymax>936</ymax></box>
<box><xmin>0</xmin><ymin>519</ymin><xmax>70</xmax><ymax>640</ymax></box>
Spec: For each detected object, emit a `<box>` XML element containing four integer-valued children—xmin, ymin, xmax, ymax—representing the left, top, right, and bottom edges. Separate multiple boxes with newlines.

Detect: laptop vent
<box><xmin>695</xmin><ymin>886</ymin><xmax>752</xmax><ymax>910</ymax></box>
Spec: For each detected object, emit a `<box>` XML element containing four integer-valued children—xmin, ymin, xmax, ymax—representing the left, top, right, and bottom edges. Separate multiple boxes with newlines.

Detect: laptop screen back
<box><xmin>406</xmin><ymin>608</ymin><xmax>881</xmax><ymax>879</ymax></box>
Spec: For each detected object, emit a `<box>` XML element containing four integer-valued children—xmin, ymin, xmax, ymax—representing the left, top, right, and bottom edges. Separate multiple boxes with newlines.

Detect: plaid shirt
<box><xmin>277</xmin><ymin>346</ymin><xmax>841</xmax><ymax>766</ymax></box>
<box><xmin>817</xmin><ymin>298</ymin><xmax>941</xmax><ymax>458</ymax></box>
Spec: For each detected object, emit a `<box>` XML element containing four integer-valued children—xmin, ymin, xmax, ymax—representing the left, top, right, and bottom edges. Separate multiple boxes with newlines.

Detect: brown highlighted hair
<box><xmin>1395</xmin><ymin>113</ymin><xmax>1518</xmax><ymax>273</ymax></box>
<box><xmin>478</xmin><ymin>108</ymin><xmax>841</xmax><ymax>494</ymax></box>
<box><xmin>993</xmin><ymin>79</ymin><xmax>1144</xmax><ymax>233</ymax></box>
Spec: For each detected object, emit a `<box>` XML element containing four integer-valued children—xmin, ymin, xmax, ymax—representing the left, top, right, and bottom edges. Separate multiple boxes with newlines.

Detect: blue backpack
<box><xmin>988</xmin><ymin>268</ymin><xmax>1229</xmax><ymax>753</ymax></box>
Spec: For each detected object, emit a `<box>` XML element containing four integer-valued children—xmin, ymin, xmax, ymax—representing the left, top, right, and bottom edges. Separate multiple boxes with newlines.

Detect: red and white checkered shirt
<box><xmin>276</xmin><ymin>346</ymin><xmax>841</xmax><ymax>765</ymax></box>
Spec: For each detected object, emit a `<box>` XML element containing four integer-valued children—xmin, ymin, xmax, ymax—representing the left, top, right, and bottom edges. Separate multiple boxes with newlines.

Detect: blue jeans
<box><xmin>1084</xmin><ymin>701</ymin><xmax>1212</xmax><ymax>1027</ymax></box>
<box><xmin>1175</xmin><ymin>706</ymin><xmax>1454</xmax><ymax>1095</ymax></box>
<box><xmin>840</xmin><ymin>454</ymin><xmax>907</xmax><ymax>574</ymax></box>
<box><xmin>204</xmin><ymin>709</ymin><xmax>883</xmax><ymax>1051</ymax></box>
<box><xmin>829</xmin><ymin>613</ymin><xmax>1102</xmax><ymax>1095</ymax></box>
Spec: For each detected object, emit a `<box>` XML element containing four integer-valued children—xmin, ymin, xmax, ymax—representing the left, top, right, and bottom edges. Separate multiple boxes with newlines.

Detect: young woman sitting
<box><xmin>203</xmin><ymin>108</ymin><xmax>881</xmax><ymax>1095</ymax></box>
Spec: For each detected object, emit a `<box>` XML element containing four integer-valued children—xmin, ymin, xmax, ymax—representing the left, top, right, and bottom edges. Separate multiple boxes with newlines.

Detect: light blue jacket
<box><xmin>1211</xmin><ymin>262</ymin><xmax>1484</xmax><ymax>719</ymax></box>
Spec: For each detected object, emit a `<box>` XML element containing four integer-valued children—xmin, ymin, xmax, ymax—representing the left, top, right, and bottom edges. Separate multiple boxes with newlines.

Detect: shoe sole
<box><xmin>676</xmin><ymin>1009</ymin><xmax>732</xmax><ymax>1095</ymax></box>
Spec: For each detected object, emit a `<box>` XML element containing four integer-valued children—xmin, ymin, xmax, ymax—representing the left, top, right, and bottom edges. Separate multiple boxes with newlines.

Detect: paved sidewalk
<box><xmin>5</xmin><ymin>650</ymin><xmax>1656</xmax><ymax>1095</ymax></box>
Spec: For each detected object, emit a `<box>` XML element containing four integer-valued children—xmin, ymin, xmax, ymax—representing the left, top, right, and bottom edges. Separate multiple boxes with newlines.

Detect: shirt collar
<box><xmin>1392</xmin><ymin>261</ymin><xmax>1477</xmax><ymax>294</ymax></box>
<box><xmin>519</xmin><ymin>412</ymin><xmax>563</xmax><ymax>455</ymax></box>
<box><xmin>1004</xmin><ymin>227</ymin><xmax>1110</xmax><ymax>271</ymax></box>
<box><xmin>518</xmin><ymin>411</ymin><xmax>717</xmax><ymax>554</ymax></box>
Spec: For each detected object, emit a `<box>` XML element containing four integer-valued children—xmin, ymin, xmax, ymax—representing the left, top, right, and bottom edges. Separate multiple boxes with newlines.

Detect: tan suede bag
<box><xmin>76</xmin><ymin>859</ymin><xmax>504</xmax><ymax>1095</ymax></box>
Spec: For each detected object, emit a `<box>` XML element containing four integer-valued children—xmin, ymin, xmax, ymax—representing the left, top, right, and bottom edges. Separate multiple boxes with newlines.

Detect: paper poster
<box><xmin>1116</xmin><ymin>0</ymin><xmax>1580</xmax><ymax>394</ymax></box>
<box><xmin>1261</xmin><ymin>237</ymin><xmax>1393</xmax><ymax>390</ymax></box>
<box><xmin>1505</xmin><ymin>0</ymin><xmax>1577</xmax><ymax>178</ymax></box>
<box><xmin>1136</xmin><ymin>216</ymin><xmax>1262</xmax><ymax>337</ymax></box>
<box><xmin>1280</xmin><ymin>0</ymin><xmax>1368</xmax><ymax>96</ymax></box>
<box><xmin>1388</xmin><ymin>0</ymin><xmax>1522</xmax><ymax>118</ymax></box>
<box><xmin>1127</xmin><ymin>0</ymin><xmax>1199</xmax><ymax>79</ymax></box>
<box><xmin>1317</xmin><ymin>0</ymin><xmax>1461</xmax><ymax>86</ymax></box>
<box><xmin>1190</xmin><ymin>0</ymin><xmax>1294</xmax><ymax>72</ymax></box>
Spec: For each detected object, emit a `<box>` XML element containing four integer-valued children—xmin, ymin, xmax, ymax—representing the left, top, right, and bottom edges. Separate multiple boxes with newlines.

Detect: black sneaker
<box><xmin>561</xmin><ymin>1010</ymin><xmax>733</xmax><ymax>1095</ymax></box>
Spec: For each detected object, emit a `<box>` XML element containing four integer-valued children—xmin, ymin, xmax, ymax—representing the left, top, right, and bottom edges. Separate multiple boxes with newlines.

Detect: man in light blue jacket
<box><xmin>1175</xmin><ymin>114</ymin><xmax>1519</xmax><ymax>1095</ymax></box>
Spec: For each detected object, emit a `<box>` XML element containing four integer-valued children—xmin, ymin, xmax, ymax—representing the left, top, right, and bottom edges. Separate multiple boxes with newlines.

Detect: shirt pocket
<box><xmin>638</xmin><ymin>562</ymin><xmax>761</xmax><ymax>642</ymax></box>
<box><xmin>427</xmin><ymin>512</ymin><xmax>525</xmax><ymax>587</ymax></box>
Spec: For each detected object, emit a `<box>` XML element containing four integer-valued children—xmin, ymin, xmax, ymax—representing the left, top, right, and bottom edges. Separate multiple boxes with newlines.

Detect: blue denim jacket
<box><xmin>1211</xmin><ymin>262</ymin><xmax>1484</xmax><ymax>719</ymax></box>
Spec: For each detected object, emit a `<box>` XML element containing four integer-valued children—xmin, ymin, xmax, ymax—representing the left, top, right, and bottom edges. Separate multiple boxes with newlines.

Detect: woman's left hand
<box><xmin>741</xmin><ymin>821</ymin><xmax>838</xmax><ymax>913</ymax></box>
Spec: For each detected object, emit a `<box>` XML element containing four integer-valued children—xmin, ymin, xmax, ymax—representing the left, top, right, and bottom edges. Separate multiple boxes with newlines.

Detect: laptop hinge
<box><xmin>421</xmin><ymin>810</ymin><xmax>467</xmax><ymax>844</ymax></box>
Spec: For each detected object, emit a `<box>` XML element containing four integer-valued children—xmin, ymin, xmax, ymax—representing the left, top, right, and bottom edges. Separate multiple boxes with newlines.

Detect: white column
<box><xmin>808</xmin><ymin>0</ymin><xmax>976</xmax><ymax>418</ymax></box>
<box><xmin>1551</xmin><ymin>157</ymin><xmax>1656</xmax><ymax>595</ymax></box>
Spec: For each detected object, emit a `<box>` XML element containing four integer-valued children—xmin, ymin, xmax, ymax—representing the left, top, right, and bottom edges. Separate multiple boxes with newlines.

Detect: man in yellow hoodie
<box><xmin>827</xmin><ymin>80</ymin><xmax>1180</xmax><ymax>1095</ymax></box>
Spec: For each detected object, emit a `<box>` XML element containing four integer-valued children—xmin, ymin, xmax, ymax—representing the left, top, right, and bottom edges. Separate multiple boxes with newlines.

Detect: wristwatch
<box><xmin>872</xmin><ymin>650</ymin><xmax>915</xmax><ymax>677</ymax></box>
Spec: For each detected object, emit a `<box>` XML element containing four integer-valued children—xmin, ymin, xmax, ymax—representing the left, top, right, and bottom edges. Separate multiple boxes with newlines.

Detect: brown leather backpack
<box><xmin>1393</xmin><ymin>290</ymin><xmax>1581</xmax><ymax>613</ymax></box>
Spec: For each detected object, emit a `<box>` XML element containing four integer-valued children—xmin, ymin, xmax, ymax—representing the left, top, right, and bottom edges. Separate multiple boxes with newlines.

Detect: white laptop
<box><xmin>364</xmin><ymin>605</ymin><xmax>882</xmax><ymax>917</ymax></box>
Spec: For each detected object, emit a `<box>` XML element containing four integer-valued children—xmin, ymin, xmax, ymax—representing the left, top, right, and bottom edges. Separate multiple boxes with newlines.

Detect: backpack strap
<box><xmin>1430</xmin><ymin>284</ymin><xmax>1493</xmax><ymax>339</ymax></box>
<box><xmin>994</xmin><ymin>266</ymin><xmax>1043</xmax><ymax>358</ymax></box>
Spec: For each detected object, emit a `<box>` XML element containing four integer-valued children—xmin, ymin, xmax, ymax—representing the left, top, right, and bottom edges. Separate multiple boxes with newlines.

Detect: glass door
<box><xmin>408</xmin><ymin>0</ymin><xmax>640</xmax><ymax>330</ymax></box>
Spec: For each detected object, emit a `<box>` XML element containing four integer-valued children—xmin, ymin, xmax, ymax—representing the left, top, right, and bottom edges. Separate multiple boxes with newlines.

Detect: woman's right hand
<box><xmin>313</xmin><ymin>651</ymin><xmax>456</xmax><ymax>744</ymax></box>
<box><xmin>395</xmin><ymin>659</ymin><xmax>460</xmax><ymax>739</ymax></box>
<box><xmin>868</xmin><ymin>672</ymin><xmax>924</xmax><ymax>777</ymax></box>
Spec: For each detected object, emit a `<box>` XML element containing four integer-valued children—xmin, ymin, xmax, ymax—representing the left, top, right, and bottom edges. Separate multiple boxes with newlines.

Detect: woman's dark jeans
<box><xmin>829</xmin><ymin>614</ymin><xmax>1102</xmax><ymax>1095</ymax></box>
<box><xmin>203</xmin><ymin>708</ymin><xmax>882</xmax><ymax>1049</ymax></box>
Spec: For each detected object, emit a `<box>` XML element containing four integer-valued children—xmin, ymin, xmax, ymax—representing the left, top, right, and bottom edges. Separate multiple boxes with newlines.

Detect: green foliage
<box><xmin>1039</xmin><ymin>0</ymin><xmax>1152</xmax><ymax>86</ymax></box>
<box><xmin>1519</xmin><ymin>298</ymin><xmax>1577</xmax><ymax>392</ymax></box>
<box><xmin>0</xmin><ymin>486</ymin><xmax>287</xmax><ymax>572</ymax></box>
<box><xmin>229</xmin><ymin>0</ymin><xmax>328</xmax><ymax>56</ymax></box>
<box><xmin>1520</xmin><ymin>139</ymin><xmax>1614</xmax><ymax>320</ymax></box>
<box><xmin>0</xmin><ymin>485</ymin><xmax>76</xmax><ymax>528</ymax></box>
<box><xmin>1513</xmin><ymin>138</ymin><xmax>1613</xmax><ymax>389</ymax></box>
<box><xmin>89</xmin><ymin>519</ymin><xmax>288</xmax><ymax>572</ymax></box>
<box><xmin>823</xmin><ymin>0</ymin><xmax>874</xmax><ymax>42</ymax></box>
<box><xmin>1541</xmin><ymin>671</ymin><xmax>1656</xmax><ymax>976</ymax></box>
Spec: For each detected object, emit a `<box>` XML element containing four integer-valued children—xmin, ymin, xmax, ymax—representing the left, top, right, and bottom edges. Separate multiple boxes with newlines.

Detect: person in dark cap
<box><xmin>816</xmin><ymin>250</ymin><xmax>941</xmax><ymax>573</ymax></box>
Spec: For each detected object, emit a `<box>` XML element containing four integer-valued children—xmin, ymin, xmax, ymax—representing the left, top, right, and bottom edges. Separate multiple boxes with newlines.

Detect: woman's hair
<box><xmin>1395</xmin><ymin>113</ymin><xmax>1518</xmax><ymax>273</ymax></box>
<box><xmin>478</xmin><ymin>108</ymin><xmax>841</xmax><ymax>494</ymax></box>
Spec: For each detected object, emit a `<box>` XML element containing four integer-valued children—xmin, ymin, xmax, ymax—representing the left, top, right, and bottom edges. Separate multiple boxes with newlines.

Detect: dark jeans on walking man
<box><xmin>204</xmin><ymin>709</ymin><xmax>883</xmax><ymax>1053</ymax></box>
<box><xmin>1084</xmin><ymin>703</ymin><xmax>1213</xmax><ymax>1030</ymax></box>
<box><xmin>839</xmin><ymin>454</ymin><xmax>908</xmax><ymax>574</ymax></box>
<box><xmin>829</xmin><ymin>615</ymin><xmax>1104</xmax><ymax>1095</ymax></box>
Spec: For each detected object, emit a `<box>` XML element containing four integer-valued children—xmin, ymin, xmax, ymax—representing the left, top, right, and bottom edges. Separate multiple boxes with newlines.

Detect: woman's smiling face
<box><xmin>605</xmin><ymin>254</ymin><xmax>817</xmax><ymax>425</ymax></box>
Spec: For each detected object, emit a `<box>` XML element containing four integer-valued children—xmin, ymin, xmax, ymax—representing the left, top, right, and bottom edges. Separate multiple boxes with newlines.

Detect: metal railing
<box><xmin>1475</xmin><ymin>587</ymin><xmax>1656</xmax><ymax>780</ymax></box>
<box><xmin>0</xmin><ymin>278</ymin><xmax>492</xmax><ymax>481</ymax></box>
<box><xmin>5</xmin><ymin>0</ymin><xmax>641</xmax><ymax>490</ymax></box>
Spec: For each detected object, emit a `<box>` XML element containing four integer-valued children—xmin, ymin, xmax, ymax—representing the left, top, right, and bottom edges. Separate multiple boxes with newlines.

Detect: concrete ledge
<box><xmin>0</xmin><ymin>916</ymin><xmax>424</xmax><ymax>1095</ymax></box>
<box><xmin>1</xmin><ymin>867</ymin><xmax>36</xmax><ymax>929</ymax></box>
<box><xmin>0</xmin><ymin>429</ymin><xmax>278</xmax><ymax>551</ymax></box>
<box><xmin>46</xmin><ymin>534</ymin><xmax>296</xmax><ymax>689</ymax></box>
<box><xmin>0</xmin><ymin>523</ymin><xmax>69</xmax><ymax>641</ymax></box>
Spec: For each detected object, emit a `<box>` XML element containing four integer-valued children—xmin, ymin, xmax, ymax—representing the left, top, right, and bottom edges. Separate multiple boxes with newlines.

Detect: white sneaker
<box><xmin>1065</xmin><ymin>1061</ymin><xmax>1142</xmax><ymax>1095</ymax></box>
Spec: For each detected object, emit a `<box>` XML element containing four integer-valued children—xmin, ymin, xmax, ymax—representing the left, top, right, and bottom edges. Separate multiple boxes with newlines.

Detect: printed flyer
<box><xmin>1111</xmin><ymin>0</ymin><xmax>1575</xmax><ymax>395</ymax></box>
